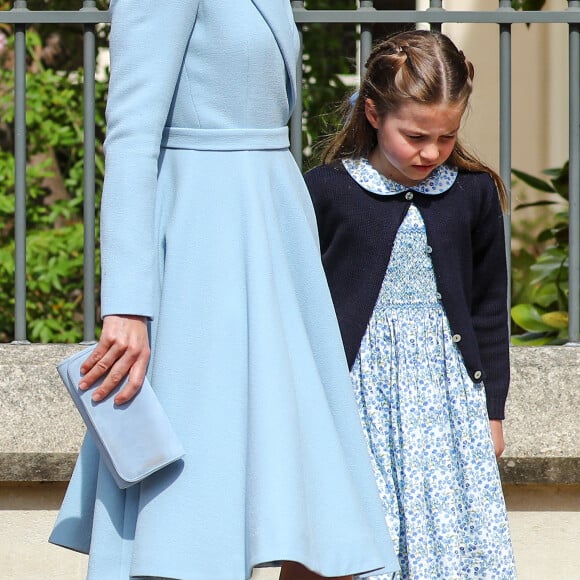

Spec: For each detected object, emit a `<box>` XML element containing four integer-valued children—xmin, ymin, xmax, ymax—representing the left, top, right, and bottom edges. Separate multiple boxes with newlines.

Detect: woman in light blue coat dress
<box><xmin>49</xmin><ymin>1</ymin><xmax>398</xmax><ymax>579</ymax></box>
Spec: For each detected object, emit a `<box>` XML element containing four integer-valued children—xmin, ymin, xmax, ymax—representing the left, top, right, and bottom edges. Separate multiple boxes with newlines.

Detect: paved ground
<box><xmin>251</xmin><ymin>568</ymin><xmax>281</xmax><ymax>580</ymax></box>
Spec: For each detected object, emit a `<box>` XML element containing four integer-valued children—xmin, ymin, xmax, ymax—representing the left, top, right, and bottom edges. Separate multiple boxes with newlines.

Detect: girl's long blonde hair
<box><xmin>322</xmin><ymin>29</ymin><xmax>508</xmax><ymax>210</ymax></box>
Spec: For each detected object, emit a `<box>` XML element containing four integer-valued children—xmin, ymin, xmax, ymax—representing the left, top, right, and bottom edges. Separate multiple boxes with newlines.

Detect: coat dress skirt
<box><xmin>49</xmin><ymin>2</ymin><xmax>398</xmax><ymax>579</ymax></box>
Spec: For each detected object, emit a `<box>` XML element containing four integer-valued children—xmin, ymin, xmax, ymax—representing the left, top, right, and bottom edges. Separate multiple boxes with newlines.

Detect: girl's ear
<box><xmin>365</xmin><ymin>98</ymin><xmax>380</xmax><ymax>129</ymax></box>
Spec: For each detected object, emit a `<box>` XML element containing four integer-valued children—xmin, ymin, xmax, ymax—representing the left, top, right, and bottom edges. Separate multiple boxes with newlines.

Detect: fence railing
<box><xmin>2</xmin><ymin>1</ymin><xmax>580</xmax><ymax>344</ymax></box>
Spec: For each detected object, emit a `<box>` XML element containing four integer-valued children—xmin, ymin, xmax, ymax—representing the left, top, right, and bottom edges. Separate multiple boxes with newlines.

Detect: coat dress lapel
<box><xmin>250</xmin><ymin>0</ymin><xmax>299</xmax><ymax>112</ymax></box>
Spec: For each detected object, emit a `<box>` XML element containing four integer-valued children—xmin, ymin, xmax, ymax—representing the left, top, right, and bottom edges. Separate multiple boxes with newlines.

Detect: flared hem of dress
<box><xmin>50</xmin><ymin>147</ymin><xmax>398</xmax><ymax>580</ymax></box>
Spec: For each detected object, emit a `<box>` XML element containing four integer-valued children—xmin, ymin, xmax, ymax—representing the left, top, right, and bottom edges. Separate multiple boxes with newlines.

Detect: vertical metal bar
<box><xmin>82</xmin><ymin>1</ymin><xmax>97</xmax><ymax>342</ymax></box>
<box><xmin>499</xmin><ymin>2</ymin><xmax>513</xmax><ymax>314</ymax></box>
<box><xmin>428</xmin><ymin>0</ymin><xmax>442</xmax><ymax>33</ymax></box>
<box><xmin>290</xmin><ymin>1</ymin><xmax>305</xmax><ymax>168</ymax></box>
<box><xmin>12</xmin><ymin>0</ymin><xmax>29</xmax><ymax>344</ymax></box>
<box><xmin>359</xmin><ymin>0</ymin><xmax>374</xmax><ymax>74</ymax></box>
<box><xmin>568</xmin><ymin>4</ymin><xmax>580</xmax><ymax>343</ymax></box>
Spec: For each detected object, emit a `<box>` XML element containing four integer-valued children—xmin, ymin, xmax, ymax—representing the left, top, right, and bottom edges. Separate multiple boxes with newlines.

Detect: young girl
<box><xmin>305</xmin><ymin>30</ymin><xmax>517</xmax><ymax>579</ymax></box>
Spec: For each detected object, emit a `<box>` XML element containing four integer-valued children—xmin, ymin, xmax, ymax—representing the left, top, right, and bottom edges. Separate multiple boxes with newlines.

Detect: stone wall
<box><xmin>2</xmin><ymin>343</ymin><xmax>579</xmax><ymax>484</ymax></box>
<box><xmin>1</xmin><ymin>344</ymin><xmax>579</xmax><ymax>579</ymax></box>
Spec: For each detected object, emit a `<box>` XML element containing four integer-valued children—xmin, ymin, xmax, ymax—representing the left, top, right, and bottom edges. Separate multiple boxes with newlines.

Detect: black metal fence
<box><xmin>2</xmin><ymin>1</ymin><xmax>580</xmax><ymax>344</ymax></box>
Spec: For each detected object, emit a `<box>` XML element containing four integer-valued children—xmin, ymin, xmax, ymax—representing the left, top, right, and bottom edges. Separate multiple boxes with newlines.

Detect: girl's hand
<box><xmin>78</xmin><ymin>314</ymin><xmax>150</xmax><ymax>405</ymax></box>
<box><xmin>489</xmin><ymin>419</ymin><xmax>506</xmax><ymax>459</ymax></box>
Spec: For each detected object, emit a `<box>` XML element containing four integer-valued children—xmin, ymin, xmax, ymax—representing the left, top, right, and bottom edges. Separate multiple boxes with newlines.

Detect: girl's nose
<box><xmin>420</xmin><ymin>144</ymin><xmax>439</xmax><ymax>162</ymax></box>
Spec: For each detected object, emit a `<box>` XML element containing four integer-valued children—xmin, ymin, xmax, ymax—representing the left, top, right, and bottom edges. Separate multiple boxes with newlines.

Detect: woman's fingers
<box><xmin>78</xmin><ymin>315</ymin><xmax>150</xmax><ymax>403</ymax></box>
<box><xmin>78</xmin><ymin>341</ymin><xmax>122</xmax><ymax>388</ymax></box>
<box><xmin>111</xmin><ymin>350</ymin><xmax>150</xmax><ymax>405</ymax></box>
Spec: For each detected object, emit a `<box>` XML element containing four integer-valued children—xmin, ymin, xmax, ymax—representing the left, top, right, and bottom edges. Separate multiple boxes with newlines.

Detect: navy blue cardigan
<box><xmin>305</xmin><ymin>161</ymin><xmax>510</xmax><ymax>420</ymax></box>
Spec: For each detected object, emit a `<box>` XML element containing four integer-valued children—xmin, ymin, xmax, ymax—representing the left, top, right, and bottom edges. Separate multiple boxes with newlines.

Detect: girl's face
<box><xmin>365</xmin><ymin>99</ymin><xmax>465</xmax><ymax>187</ymax></box>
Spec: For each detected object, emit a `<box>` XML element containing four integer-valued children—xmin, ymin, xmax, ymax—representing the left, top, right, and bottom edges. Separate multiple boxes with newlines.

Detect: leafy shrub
<box><xmin>0</xmin><ymin>26</ymin><xmax>108</xmax><ymax>342</ymax></box>
<box><xmin>510</xmin><ymin>162</ymin><xmax>570</xmax><ymax>345</ymax></box>
<box><xmin>301</xmin><ymin>0</ymin><xmax>358</xmax><ymax>170</ymax></box>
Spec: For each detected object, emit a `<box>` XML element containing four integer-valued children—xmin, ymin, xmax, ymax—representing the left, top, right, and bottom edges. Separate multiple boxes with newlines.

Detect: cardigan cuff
<box><xmin>486</xmin><ymin>394</ymin><xmax>507</xmax><ymax>420</ymax></box>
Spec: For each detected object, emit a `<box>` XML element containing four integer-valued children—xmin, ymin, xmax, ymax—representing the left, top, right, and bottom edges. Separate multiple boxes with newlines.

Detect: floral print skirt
<box><xmin>352</xmin><ymin>206</ymin><xmax>517</xmax><ymax>579</ymax></box>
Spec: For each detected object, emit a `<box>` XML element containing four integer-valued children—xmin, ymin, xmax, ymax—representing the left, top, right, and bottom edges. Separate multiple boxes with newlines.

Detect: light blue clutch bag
<box><xmin>57</xmin><ymin>345</ymin><xmax>185</xmax><ymax>489</ymax></box>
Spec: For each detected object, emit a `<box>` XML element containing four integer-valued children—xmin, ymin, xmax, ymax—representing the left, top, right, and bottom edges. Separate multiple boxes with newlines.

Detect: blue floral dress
<box><xmin>345</xmin><ymin>159</ymin><xmax>517</xmax><ymax>580</ymax></box>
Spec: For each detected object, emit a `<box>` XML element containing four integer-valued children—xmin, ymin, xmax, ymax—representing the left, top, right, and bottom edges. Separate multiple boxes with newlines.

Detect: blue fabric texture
<box><xmin>49</xmin><ymin>1</ymin><xmax>398</xmax><ymax>579</ymax></box>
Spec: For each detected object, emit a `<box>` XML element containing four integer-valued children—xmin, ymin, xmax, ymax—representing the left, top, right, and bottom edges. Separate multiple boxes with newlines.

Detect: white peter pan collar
<box><xmin>343</xmin><ymin>157</ymin><xmax>458</xmax><ymax>196</ymax></box>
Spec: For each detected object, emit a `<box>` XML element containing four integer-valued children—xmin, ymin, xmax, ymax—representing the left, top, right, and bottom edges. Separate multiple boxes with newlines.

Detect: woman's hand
<box><xmin>78</xmin><ymin>314</ymin><xmax>150</xmax><ymax>405</ymax></box>
<box><xmin>489</xmin><ymin>419</ymin><xmax>506</xmax><ymax>459</ymax></box>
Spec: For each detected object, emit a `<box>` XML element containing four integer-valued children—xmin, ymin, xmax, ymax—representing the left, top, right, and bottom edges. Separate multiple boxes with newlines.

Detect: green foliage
<box><xmin>301</xmin><ymin>0</ymin><xmax>358</xmax><ymax>170</ymax></box>
<box><xmin>511</xmin><ymin>0</ymin><xmax>546</xmax><ymax>10</ymax></box>
<box><xmin>0</xmin><ymin>223</ymin><xmax>95</xmax><ymax>343</ymax></box>
<box><xmin>510</xmin><ymin>161</ymin><xmax>570</xmax><ymax>345</ymax></box>
<box><xmin>0</xmin><ymin>26</ymin><xmax>107</xmax><ymax>343</ymax></box>
<box><xmin>509</xmin><ymin>0</ymin><xmax>568</xmax><ymax>345</ymax></box>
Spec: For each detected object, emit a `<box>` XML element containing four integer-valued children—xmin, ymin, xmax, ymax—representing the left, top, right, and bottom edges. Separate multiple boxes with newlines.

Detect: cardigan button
<box><xmin>452</xmin><ymin>334</ymin><xmax>462</xmax><ymax>342</ymax></box>
<box><xmin>474</xmin><ymin>370</ymin><xmax>482</xmax><ymax>380</ymax></box>
<box><xmin>435</xmin><ymin>292</ymin><xmax>442</xmax><ymax>300</ymax></box>
<box><xmin>426</xmin><ymin>245</ymin><xmax>433</xmax><ymax>254</ymax></box>
<box><xmin>405</xmin><ymin>191</ymin><xmax>414</xmax><ymax>201</ymax></box>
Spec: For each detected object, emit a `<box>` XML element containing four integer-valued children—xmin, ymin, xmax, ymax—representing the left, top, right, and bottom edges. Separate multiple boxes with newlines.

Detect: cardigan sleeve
<box><xmin>100</xmin><ymin>0</ymin><xmax>199</xmax><ymax>318</ymax></box>
<box><xmin>470</xmin><ymin>174</ymin><xmax>511</xmax><ymax>419</ymax></box>
<box><xmin>305</xmin><ymin>165</ymin><xmax>334</xmax><ymax>254</ymax></box>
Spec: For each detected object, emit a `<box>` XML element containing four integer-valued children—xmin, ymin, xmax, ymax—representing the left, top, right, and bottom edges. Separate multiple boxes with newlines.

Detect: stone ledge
<box><xmin>1</xmin><ymin>343</ymin><xmax>579</xmax><ymax>484</ymax></box>
<box><xmin>0</xmin><ymin>452</ymin><xmax>578</xmax><ymax>485</ymax></box>
<box><xmin>499</xmin><ymin>457</ymin><xmax>580</xmax><ymax>485</ymax></box>
<box><xmin>0</xmin><ymin>453</ymin><xmax>77</xmax><ymax>482</ymax></box>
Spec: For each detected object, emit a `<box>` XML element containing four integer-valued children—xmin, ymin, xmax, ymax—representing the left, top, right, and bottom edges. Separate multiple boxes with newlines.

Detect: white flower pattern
<box><xmin>344</xmin><ymin>159</ymin><xmax>517</xmax><ymax>579</ymax></box>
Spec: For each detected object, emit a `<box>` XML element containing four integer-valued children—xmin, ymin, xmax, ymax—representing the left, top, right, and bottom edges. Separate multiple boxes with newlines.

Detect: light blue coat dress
<box><xmin>49</xmin><ymin>1</ymin><xmax>398</xmax><ymax>579</ymax></box>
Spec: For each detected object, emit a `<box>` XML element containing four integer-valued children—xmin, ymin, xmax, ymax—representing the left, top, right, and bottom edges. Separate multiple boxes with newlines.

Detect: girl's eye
<box><xmin>406</xmin><ymin>134</ymin><xmax>456</xmax><ymax>141</ymax></box>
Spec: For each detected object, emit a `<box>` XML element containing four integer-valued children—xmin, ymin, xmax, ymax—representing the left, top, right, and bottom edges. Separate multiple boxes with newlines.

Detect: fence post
<box><xmin>11</xmin><ymin>0</ymin><xmax>29</xmax><ymax>344</ymax></box>
<box><xmin>428</xmin><ymin>0</ymin><xmax>443</xmax><ymax>33</ymax></box>
<box><xmin>290</xmin><ymin>1</ymin><xmax>305</xmax><ymax>169</ymax></box>
<box><xmin>568</xmin><ymin>0</ymin><xmax>580</xmax><ymax>344</ymax></box>
<box><xmin>81</xmin><ymin>0</ymin><xmax>98</xmax><ymax>343</ymax></box>
<box><xmin>498</xmin><ymin>0</ymin><xmax>513</xmax><ymax>308</ymax></box>
<box><xmin>359</xmin><ymin>1</ymin><xmax>374</xmax><ymax>71</ymax></box>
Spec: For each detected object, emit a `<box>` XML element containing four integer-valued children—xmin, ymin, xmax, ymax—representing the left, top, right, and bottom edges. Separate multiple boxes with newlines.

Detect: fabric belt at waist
<box><xmin>161</xmin><ymin>126</ymin><xmax>289</xmax><ymax>151</ymax></box>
